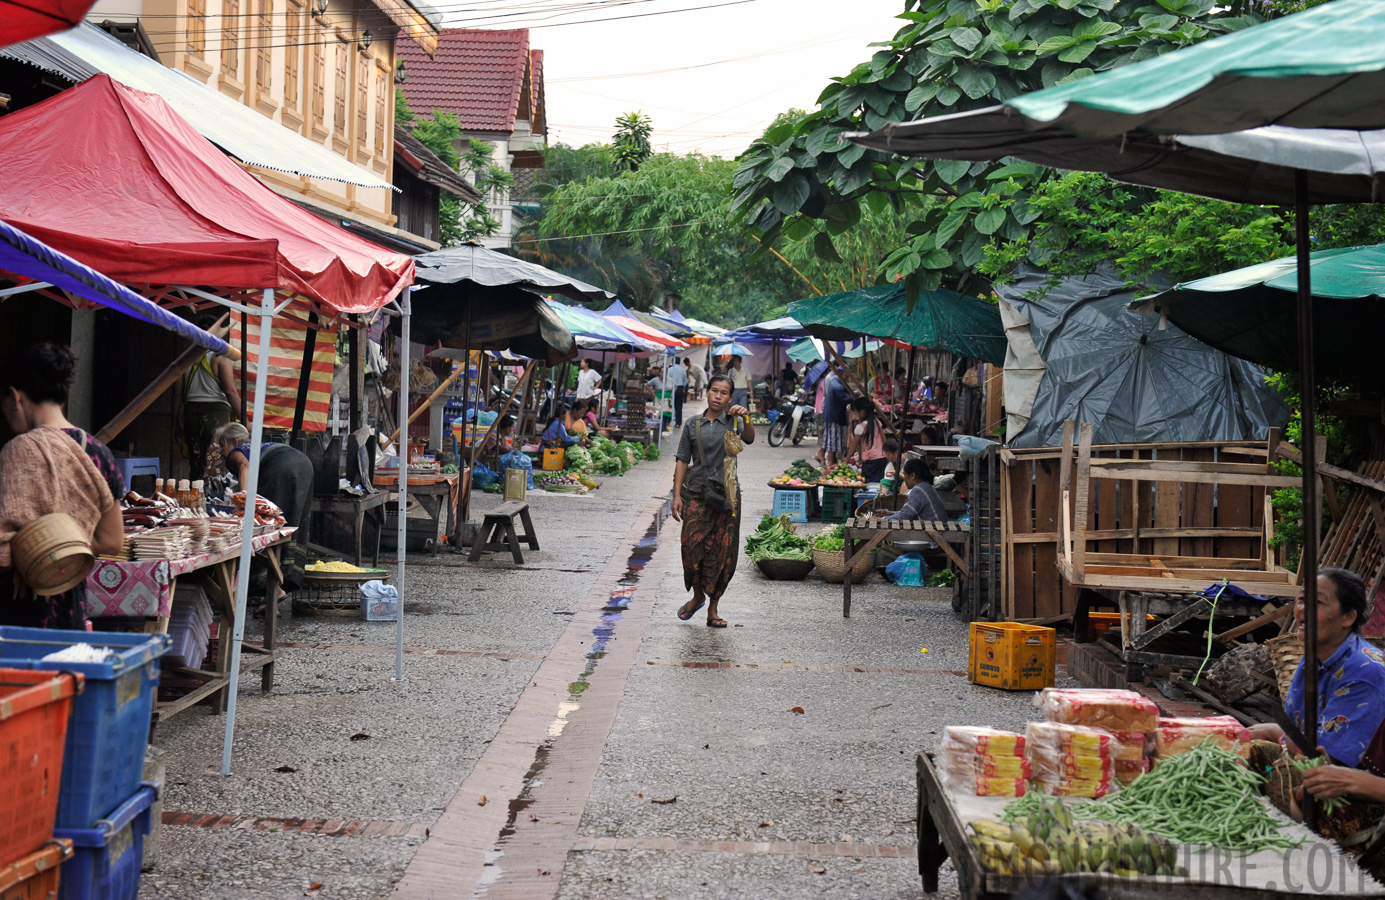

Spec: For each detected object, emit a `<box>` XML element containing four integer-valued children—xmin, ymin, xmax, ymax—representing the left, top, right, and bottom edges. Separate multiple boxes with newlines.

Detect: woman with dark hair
<box><xmin>1250</xmin><ymin>568</ymin><xmax>1385</xmax><ymax>767</ymax></box>
<box><xmin>478</xmin><ymin>414</ymin><xmax>517</xmax><ymax>459</ymax></box>
<box><xmin>672</xmin><ymin>373</ymin><xmax>754</xmax><ymax>628</ymax></box>
<box><xmin>0</xmin><ymin>342</ymin><xmax>126</xmax><ymax>628</ymax></box>
<box><xmin>541</xmin><ymin>404</ymin><xmax>582</xmax><ymax>448</ymax></box>
<box><xmin>216</xmin><ymin>422</ymin><xmax>314</xmax><ymax>600</ymax></box>
<box><xmin>883</xmin><ymin>457</ymin><xmax>948</xmax><ymax>527</ymax></box>
<box><xmin>846</xmin><ymin>396</ymin><xmax>889</xmax><ymax>483</ymax></box>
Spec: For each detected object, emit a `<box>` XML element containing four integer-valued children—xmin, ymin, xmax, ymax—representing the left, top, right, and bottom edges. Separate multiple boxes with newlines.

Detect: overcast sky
<box><xmin>439</xmin><ymin>0</ymin><xmax>909</xmax><ymax>158</ymax></box>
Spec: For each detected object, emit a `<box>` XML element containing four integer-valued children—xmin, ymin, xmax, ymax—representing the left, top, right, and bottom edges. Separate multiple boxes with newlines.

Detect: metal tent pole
<box><xmin>1295</xmin><ymin>171</ymin><xmax>1320</xmax><ymax>832</ymax></box>
<box><xmin>395</xmin><ymin>286</ymin><xmax>412</xmax><ymax>683</ymax></box>
<box><xmin>221</xmin><ymin>287</ymin><xmax>276</xmax><ymax>776</ymax></box>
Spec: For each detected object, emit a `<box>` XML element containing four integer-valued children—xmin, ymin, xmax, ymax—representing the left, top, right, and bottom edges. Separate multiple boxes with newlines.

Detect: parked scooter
<box><xmin>767</xmin><ymin>389</ymin><xmax>818</xmax><ymax>447</ymax></box>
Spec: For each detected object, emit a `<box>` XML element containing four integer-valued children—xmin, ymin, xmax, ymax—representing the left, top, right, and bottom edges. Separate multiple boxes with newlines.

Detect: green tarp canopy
<box><xmin>1142</xmin><ymin>243</ymin><xmax>1385</xmax><ymax>387</ymax></box>
<box><xmin>787</xmin><ymin>283</ymin><xmax>1006</xmax><ymax>364</ymax></box>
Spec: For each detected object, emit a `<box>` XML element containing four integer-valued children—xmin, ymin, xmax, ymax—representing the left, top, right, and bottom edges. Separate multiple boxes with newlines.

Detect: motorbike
<box><xmin>767</xmin><ymin>389</ymin><xmax>818</xmax><ymax>447</ymax></box>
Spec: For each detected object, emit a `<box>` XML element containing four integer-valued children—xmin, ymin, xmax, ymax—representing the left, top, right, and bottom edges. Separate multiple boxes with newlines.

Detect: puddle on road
<box><xmin>480</xmin><ymin>495</ymin><xmax>672</xmax><ymax>890</ymax></box>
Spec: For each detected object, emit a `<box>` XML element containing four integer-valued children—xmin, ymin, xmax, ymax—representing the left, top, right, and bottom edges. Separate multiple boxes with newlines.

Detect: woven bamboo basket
<box><xmin>12</xmin><ymin>513</ymin><xmax>93</xmax><ymax>596</ymax></box>
<box><xmin>754</xmin><ymin>557</ymin><xmax>815</xmax><ymax>581</ymax></box>
<box><xmin>1265</xmin><ymin>634</ymin><xmax>1303</xmax><ymax>699</ymax></box>
<box><xmin>813</xmin><ymin>546</ymin><xmax>874</xmax><ymax>584</ymax></box>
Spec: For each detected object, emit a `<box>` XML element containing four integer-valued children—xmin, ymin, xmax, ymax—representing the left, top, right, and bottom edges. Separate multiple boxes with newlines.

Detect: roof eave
<box><xmin>369</xmin><ymin>0</ymin><xmax>440</xmax><ymax>55</ymax></box>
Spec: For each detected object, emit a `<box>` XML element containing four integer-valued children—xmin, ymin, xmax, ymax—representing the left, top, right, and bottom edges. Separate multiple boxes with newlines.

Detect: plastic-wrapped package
<box><xmin>1025</xmin><ymin>721</ymin><xmax>1127</xmax><ymax>758</ymax></box>
<box><xmin>938</xmin><ymin>726</ymin><xmax>1028</xmax><ymax>796</ymax></box>
<box><xmin>1155</xmin><ymin>715</ymin><xmax>1252</xmax><ymax>759</ymax></box>
<box><xmin>1031</xmin><ymin>776</ymin><xmax>1114</xmax><ymax>799</ymax></box>
<box><xmin>1109</xmin><ymin>730</ymin><xmax>1152</xmax><ymax>762</ymax></box>
<box><xmin>941</xmin><ymin>726</ymin><xmax>1026</xmax><ymax>757</ymax></box>
<box><xmin>1026</xmin><ymin>721</ymin><xmax>1123</xmax><ymax>798</ymax></box>
<box><xmin>1029</xmin><ymin>748</ymin><xmax>1115</xmax><ymax>781</ymax></box>
<box><xmin>1039</xmin><ymin>688</ymin><xmax>1159</xmax><ymax>733</ymax></box>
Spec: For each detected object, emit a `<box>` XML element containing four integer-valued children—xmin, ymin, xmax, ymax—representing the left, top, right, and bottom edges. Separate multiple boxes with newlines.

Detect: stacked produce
<box><xmin>644</xmin><ymin>443</ymin><xmax>660</xmax><ymax>461</ymax></box>
<box><xmin>588</xmin><ymin>437</ymin><xmax>629</xmax><ymax>476</ymax></box>
<box><xmin>1026</xmin><ymin>722</ymin><xmax>1124</xmax><ymax>798</ymax></box>
<box><xmin>534</xmin><ymin>471</ymin><xmax>587</xmax><ymax>493</ymax></box>
<box><xmin>940</xmin><ymin>727</ymin><xmax>1031</xmax><ymax>797</ymax></box>
<box><xmin>565</xmin><ymin>446</ymin><xmax>594</xmax><ymax>472</ymax></box>
<box><xmin>745</xmin><ymin>514</ymin><xmax>812</xmax><ymax>562</ymax></box>
<box><xmin>617</xmin><ymin>441</ymin><xmax>645</xmax><ymax>468</ymax></box>
<box><xmin>818</xmin><ymin>462</ymin><xmax>864</xmax><ymax>486</ymax></box>
<box><xmin>982</xmin><ymin>794</ymin><xmax>1183</xmax><ymax>878</ymax></box>
<box><xmin>1155</xmin><ymin>715</ymin><xmax>1251</xmax><ymax>760</ymax></box>
<box><xmin>772</xmin><ymin>460</ymin><xmax>819</xmax><ymax>487</ymax></box>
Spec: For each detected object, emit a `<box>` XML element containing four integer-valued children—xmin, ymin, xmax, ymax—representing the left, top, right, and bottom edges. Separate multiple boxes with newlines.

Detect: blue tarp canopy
<box><xmin>545</xmin><ymin>299</ymin><xmax>661</xmax><ymax>352</ymax></box>
<box><xmin>0</xmin><ymin>218</ymin><xmax>229</xmax><ymax>354</ymax></box>
<box><xmin>720</xmin><ymin>316</ymin><xmax>811</xmax><ymax>343</ymax></box>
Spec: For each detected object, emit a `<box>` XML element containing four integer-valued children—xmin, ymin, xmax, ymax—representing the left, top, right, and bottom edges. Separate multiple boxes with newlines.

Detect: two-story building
<box><xmin>397</xmin><ymin>28</ymin><xmax>547</xmax><ymax>249</ymax></box>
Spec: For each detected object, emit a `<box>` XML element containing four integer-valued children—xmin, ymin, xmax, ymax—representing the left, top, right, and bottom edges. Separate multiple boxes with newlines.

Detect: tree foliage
<box><xmin>731</xmin><ymin>0</ymin><xmax>1260</xmax><ymax>297</ymax></box>
<box><xmin>613</xmin><ymin>111</ymin><xmax>654</xmax><ymax>172</ymax></box>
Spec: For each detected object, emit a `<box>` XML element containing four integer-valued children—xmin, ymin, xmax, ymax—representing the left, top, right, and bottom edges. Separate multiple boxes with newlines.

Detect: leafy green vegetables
<box><xmin>644</xmin><ymin>443</ymin><xmax>660</xmax><ymax>461</ymax></box>
<box><xmin>565</xmin><ymin>446</ymin><xmax>594</xmax><ymax>472</ymax></box>
<box><xmin>810</xmin><ymin>524</ymin><xmax>847</xmax><ymax>553</ymax></box>
<box><xmin>745</xmin><ymin>514</ymin><xmax>812</xmax><ymax>562</ymax></box>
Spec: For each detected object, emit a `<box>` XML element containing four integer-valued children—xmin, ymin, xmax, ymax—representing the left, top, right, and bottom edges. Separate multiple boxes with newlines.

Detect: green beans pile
<box><xmin>1083</xmin><ymin>741</ymin><xmax>1299</xmax><ymax>852</ymax></box>
<box><xmin>1291</xmin><ymin>756</ymin><xmax>1347</xmax><ymax>816</ymax></box>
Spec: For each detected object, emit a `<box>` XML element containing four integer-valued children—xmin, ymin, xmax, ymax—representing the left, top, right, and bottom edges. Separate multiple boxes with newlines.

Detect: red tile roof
<box><xmin>399</xmin><ymin>28</ymin><xmax>544</xmax><ymax>136</ymax></box>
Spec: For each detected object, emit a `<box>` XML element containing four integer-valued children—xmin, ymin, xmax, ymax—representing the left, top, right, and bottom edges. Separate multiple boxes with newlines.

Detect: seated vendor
<box><xmin>478</xmin><ymin>414</ymin><xmax>516</xmax><ymax>458</ymax></box>
<box><xmin>563</xmin><ymin>403</ymin><xmax>590</xmax><ymax>443</ymax></box>
<box><xmin>878</xmin><ymin>458</ymin><xmax>948</xmax><ymax>530</ymax></box>
<box><xmin>577</xmin><ymin>399</ymin><xmax>614</xmax><ymax>438</ymax></box>
<box><xmin>1250</xmin><ymin>568</ymin><xmax>1385</xmax><ymax>767</ymax></box>
<box><xmin>541</xmin><ymin>405</ymin><xmax>582</xmax><ymax>449</ymax></box>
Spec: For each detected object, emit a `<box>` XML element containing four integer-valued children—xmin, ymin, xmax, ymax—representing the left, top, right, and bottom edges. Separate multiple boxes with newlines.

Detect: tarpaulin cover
<box><xmin>0</xmin><ymin>75</ymin><xmax>412</xmax><ymax>314</ymax></box>
<box><xmin>417</xmin><ymin>242</ymin><xmax>613</xmax><ymax>304</ymax></box>
<box><xmin>405</xmin><ymin>289</ymin><xmax>575</xmax><ymax>365</ymax></box>
<box><xmin>229</xmin><ymin>300</ymin><xmax>336</xmax><ymax>431</ymax></box>
<box><xmin>0</xmin><ymin>218</ymin><xmax>228</xmax><ymax>354</ymax></box>
<box><xmin>997</xmin><ymin>266</ymin><xmax>1289</xmax><ymax>448</ymax></box>
<box><xmin>788</xmin><ymin>283</ymin><xmax>1007</xmax><ymax>364</ymax></box>
<box><xmin>721</xmin><ymin>316</ymin><xmax>810</xmax><ymax>341</ymax></box>
<box><xmin>1145</xmin><ymin>243</ymin><xmax>1385</xmax><ymax>387</ymax></box>
<box><xmin>786</xmin><ymin>337</ymin><xmax>881</xmax><ymax>363</ymax></box>
<box><xmin>545</xmin><ymin>299</ymin><xmax>660</xmax><ymax>352</ymax></box>
<box><xmin>604</xmin><ymin>314</ymin><xmax>687</xmax><ymax>349</ymax></box>
<box><xmin>0</xmin><ymin>0</ymin><xmax>93</xmax><ymax>49</ymax></box>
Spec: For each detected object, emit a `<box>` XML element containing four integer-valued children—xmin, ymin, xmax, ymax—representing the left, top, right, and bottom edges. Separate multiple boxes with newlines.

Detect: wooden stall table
<box><xmin>310</xmin><ymin>491</ymin><xmax>385</xmax><ymax>566</ymax></box>
<box><xmin>375</xmin><ymin>470</ymin><xmax>460</xmax><ymax>556</ymax></box>
<box><xmin>914</xmin><ymin>751</ymin><xmax>1380</xmax><ymax>899</ymax></box>
<box><xmin>841</xmin><ymin>517</ymin><xmax>969</xmax><ymax>617</ymax></box>
<box><xmin>86</xmin><ymin>527</ymin><xmax>294</xmax><ymax>724</ymax></box>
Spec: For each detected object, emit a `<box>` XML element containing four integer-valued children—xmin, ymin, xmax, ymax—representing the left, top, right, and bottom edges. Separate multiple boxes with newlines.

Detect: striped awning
<box><xmin>229</xmin><ymin>299</ymin><xmax>336</xmax><ymax>432</ymax></box>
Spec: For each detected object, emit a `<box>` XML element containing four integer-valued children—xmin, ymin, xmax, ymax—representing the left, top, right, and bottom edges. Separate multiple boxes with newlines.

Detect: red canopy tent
<box><xmin>0</xmin><ymin>74</ymin><xmax>418</xmax><ymax>773</ymax></box>
<box><xmin>0</xmin><ymin>74</ymin><xmax>412</xmax><ymax>314</ymax></box>
<box><xmin>0</xmin><ymin>0</ymin><xmax>97</xmax><ymax>49</ymax></box>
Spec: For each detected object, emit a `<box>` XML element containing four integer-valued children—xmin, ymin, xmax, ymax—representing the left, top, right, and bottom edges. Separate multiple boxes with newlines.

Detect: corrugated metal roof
<box><xmin>9</xmin><ymin>24</ymin><xmax>393</xmax><ymax>190</ymax></box>
<box><xmin>394</xmin><ymin>125</ymin><xmax>482</xmax><ymax>201</ymax></box>
<box><xmin>398</xmin><ymin>28</ymin><xmax>529</xmax><ymax>134</ymax></box>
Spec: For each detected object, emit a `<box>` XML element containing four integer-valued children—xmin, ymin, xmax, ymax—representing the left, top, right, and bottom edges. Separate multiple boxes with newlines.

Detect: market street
<box><xmin>142</xmin><ymin>402</ymin><xmax>1040</xmax><ymax>900</ymax></box>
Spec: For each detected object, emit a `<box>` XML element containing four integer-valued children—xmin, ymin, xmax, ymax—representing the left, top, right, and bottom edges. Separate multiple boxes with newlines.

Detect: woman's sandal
<box><xmin>707</xmin><ymin>617</ymin><xmax>728</xmax><ymax>628</ymax></box>
<box><xmin>677</xmin><ymin>598</ymin><xmax>705</xmax><ymax>621</ymax></box>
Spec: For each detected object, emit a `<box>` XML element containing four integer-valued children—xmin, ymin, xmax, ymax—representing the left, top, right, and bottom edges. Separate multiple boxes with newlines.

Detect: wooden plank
<box><xmin>1152</xmin><ymin>460</ymin><xmax>1180</xmax><ymax>558</ymax></box>
<box><xmin>1007</xmin><ymin>527</ymin><xmax>1266</xmax><ymax>544</ymax></box>
<box><xmin>1008</xmin><ymin>439</ymin><xmax>1267</xmax><ymax>460</ymax></box>
<box><xmin>1117</xmin><ymin>449</ymin><xmax>1136</xmax><ymax>556</ymax></box>
<box><xmin>1129</xmin><ymin>598</ymin><xmax>1211</xmax><ymax>651</ymax></box>
<box><xmin>1190</xmin><ymin>448</ymin><xmax>1217</xmax><ymax>559</ymax></box>
<box><xmin>1319</xmin><ymin>461</ymin><xmax>1385</xmax><ymax>495</ymax></box>
<box><xmin>1218</xmin><ymin>476</ymin><xmax>1256</xmax><ymax>560</ymax></box>
<box><xmin>1072</xmin><ymin>423</ymin><xmax>1093</xmax><ymax>582</ymax></box>
<box><xmin>1001</xmin><ymin>461</ymin><xmax>1013</xmax><ymax>620</ymax></box>
<box><xmin>1088</xmin><ymin>458</ymin><xmax>1275</xmax><ymax>475</ymax></box>
<box><xmin>926</xmin><ymin>528</ymin><xmax>969</xmax><ymax>576</ymax></box>
<box><xmin>1087</xmin><ymin>466</ymin><xmax>1298</xmax><ymax>487</ymax></box>
<box><xmin>1084</xmin><ymin>564</ymin><xmax>1294</xmax><ymax>581</ymax></box>
<box><xmin>1025</xmin><ymin>460</ymin><xmax>1051</xmax><ymax>620</ymax></box>
<box><xmin>1082</xmin><ymin>553</ymin><xmax>1269</xmax><ymax>569</ymax></box>
<box><xmin>1214</xmin><ymin>603</ymin><xmax>1295</xmax><ymax>644</ymax></box>
<box><xmin>1095</xmin><ymin>448</ymin><xmax>1119</xmax><ymax>556</ymax></box>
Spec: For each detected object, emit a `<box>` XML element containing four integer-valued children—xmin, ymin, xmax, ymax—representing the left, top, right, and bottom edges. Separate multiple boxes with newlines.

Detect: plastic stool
<box><xmin>113</xmin><ymin>456</ymin><xmax>160</xmax><ymax>491</ymax></box>
<box><xmin>771</xmin><ymin>489</ymin><xmax>808</xmax><ymax>523</ymax></box>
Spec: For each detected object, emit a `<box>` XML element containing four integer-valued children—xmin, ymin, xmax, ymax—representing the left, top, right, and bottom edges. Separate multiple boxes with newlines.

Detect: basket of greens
<box><xmin>811</xmin><ymin>524</ymin><xmax>873</xmax><ymax>583</ymax></box>
<box><xmin>745</xmin><ymin>514</ymin><xmax>815</xmax><ymax>580</ymax></box>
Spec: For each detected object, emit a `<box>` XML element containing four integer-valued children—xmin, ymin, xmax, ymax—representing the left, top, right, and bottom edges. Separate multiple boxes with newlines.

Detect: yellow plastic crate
<box><xmin>542</xmin><ymin>448</ymin><xmax>566</xmax><ymax>471</ymax></box>
<box><xmin>968</xmin><ymin>622</ymin><xmax>1056</xmax><ymax>691</ymax></box>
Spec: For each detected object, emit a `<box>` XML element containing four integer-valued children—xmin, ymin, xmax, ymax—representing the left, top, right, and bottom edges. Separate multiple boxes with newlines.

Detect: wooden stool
<box><xmin>469</xmin><ymin>501</ymin><xmax>540</xmax><ymax>564</ymax></box>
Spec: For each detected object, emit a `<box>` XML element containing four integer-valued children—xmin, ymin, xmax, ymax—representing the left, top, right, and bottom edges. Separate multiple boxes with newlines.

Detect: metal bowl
<box><xmin>892</xmin><ymin>539</ymin><xmax>932</xmax><ymax>553</ymax></box>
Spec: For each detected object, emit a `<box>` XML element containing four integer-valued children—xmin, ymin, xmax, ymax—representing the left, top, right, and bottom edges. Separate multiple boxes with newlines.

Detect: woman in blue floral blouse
<box><xmin>1251</xmin><ymin>568</ymin><xmax>1385</xmax><ymax>767</ymax></box>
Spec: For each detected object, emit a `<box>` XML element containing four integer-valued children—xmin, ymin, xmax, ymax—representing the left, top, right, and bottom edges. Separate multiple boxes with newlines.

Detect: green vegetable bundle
<box><xmin>810</xmin><ymin>524</ymin><xmax>847</xmax><ymax>553</ymax></box>
<box><xmin>745</xmin><ymin>514</ymin><xmax>812</xmax><ymax>562</ymax></box>
<box><xmin>1048</xmin><ymin>740</ymin><xmax>1297</xmax><ymax>853</ymax></box>
<box><xmin>644</xmin><ymin>443</ymin><xmax>660</xmax><ymax>461</ymax></box>
<box><xmin>618</xmin><ymin>442</ymin><xmax>644</xmax><ymax>467</ymax></box>
<box><xmin>564</xmin><ymin>446</ymin><xmax>594</xmax><ymax>473</ymax></box>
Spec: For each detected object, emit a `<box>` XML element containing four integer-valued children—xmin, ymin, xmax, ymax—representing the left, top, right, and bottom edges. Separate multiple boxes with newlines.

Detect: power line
<box><xmin>518</xmin><ymin>220</ymin><xmax>708</xmax><ymax>242</ymax></box>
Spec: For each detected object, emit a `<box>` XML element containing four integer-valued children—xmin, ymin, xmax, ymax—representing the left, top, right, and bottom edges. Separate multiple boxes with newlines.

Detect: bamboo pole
<box><xmin>382</xmin><ymin>368</ymin><xmax>462</xmax><ymax>449</ymax></box>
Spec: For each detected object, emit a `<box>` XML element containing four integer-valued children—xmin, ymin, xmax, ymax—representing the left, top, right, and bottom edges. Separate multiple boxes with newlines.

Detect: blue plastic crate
<box><xmin>771</xmin><ymin>489</ymin><xmax>808</xmax><ymax>523</ymax></box>
<box><xmin>53</xmin><ymin>784</ymin><xmax>156</xmax><ymax>900</ymax></box>
<box><xmin>0</xmin><ymin>627</ymin><xmax>168</xmax><ymax>829</ymax></box>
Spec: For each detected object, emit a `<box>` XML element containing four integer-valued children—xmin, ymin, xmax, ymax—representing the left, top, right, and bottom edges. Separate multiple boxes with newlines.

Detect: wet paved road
<box><xmin>143</xmin><ymin>403</ymin><xmax>1051</xmax><ymax>899</ymax></box>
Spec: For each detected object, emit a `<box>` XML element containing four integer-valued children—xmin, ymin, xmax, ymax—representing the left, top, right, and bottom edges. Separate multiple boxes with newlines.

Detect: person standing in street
<box><xmin>575</xmin><ymin>358</ymin><xmax>602</xmax><ymax>413</ymax></box>
<box><xmin>820</xmin><ymin>364</ymin><xmax>852</xmax><ymax>468</ymax></box>
<box><xmin>668</xmin><ymin>355</ymin><xmax>689</xmax><ymax>426</ymax></box>
<box><xmin>729</xmin><ymin>355</ymin><xmax>750</xmax><ymax>410</ymax></box>
<box><xmin>688</xmin><ymin>357</ymin><xmax>706</xmax><ymax>399</ymax></box>
<box><xmin>174</xmin><ymin>313</ymin><xmax>242</xmax><ymax>481</ymax></box>
<box><xmin>672</xmin><ymin>373</ymin><xmax>754</xmax><ymax>628</ymax></box>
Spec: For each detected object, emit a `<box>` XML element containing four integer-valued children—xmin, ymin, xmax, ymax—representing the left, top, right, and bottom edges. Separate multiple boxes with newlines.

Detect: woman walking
<box><xmin>672</xmin><ymin>374</ymin><xmax>754</xmax><ymax>628</ymax></box>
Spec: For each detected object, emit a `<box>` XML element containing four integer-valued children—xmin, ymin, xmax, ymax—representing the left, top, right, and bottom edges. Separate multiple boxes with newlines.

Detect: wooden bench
<box><xmin>469</xmin><ymin>501</ymin><xmax>540</xmax><ymax>564</ymax></box>
<box><xmin>841</xmin><ymin>516</ymin><xmax>970</xmax><ymax>617</ymax></box>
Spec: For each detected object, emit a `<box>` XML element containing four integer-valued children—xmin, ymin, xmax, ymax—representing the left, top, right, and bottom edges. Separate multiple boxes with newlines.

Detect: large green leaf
<box><xmin>764</xmin><ymin>157</ymin><xmax>796</xmax><ymax>183</ymax></box>
<box><xmin>955</xmin><ymin>66</ymin><xmax>997</xmax><ymax>100</ymax></box>
<box><xmin>773</xmin><ymin>174</ymin><xmax>810</xmax><ymax>215</ymax></box>
<box><xmin>974</xmin><ymin>207</ymin><xmax>1007</xmax><ymax>235</ymax></box>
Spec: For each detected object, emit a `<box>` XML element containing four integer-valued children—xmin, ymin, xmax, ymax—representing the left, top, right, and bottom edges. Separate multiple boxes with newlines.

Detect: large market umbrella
<box><xmin>545</xmin><ymin>298</ymin><xmax>661</xmax><ymax>352</ymax></box>
<box><xmin>0</xmin><ymin>0</ymin><xmax>96</xmax><ymax>49</ymax></box>
<box><xmin>847</xmin><ymin>0</ymin><xmax>1385</xmax><ymax>785</ymax></box>
<box><xmin>787</xmin><ymin>336</ymin><xmax>882</xmax><ymax>363</ymax></box>
<box><xmin>997</xmin><ymin>266</ymin><xmax>1288</xmax><ymax>447</ymax></box>
<box><xmin>1141</xmin><ymin>243</ymin><xmax>1385</xmax><ymax>388</ymax></box>
<box><xmin>788</xmin><ymin>283</ymin><xmax>1006</xmax><ymax>365</ymax></box>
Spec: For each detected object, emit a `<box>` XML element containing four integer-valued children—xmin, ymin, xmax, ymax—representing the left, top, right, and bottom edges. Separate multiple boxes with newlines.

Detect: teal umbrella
<box><xmin>1143</xmin><ymin>244</ymin><xmax>1385</xmax><ymax>386</ymax></box>
<box><xmin>848</xmin><ymin>0</ymin><xmax>1385</xmax><ymax>781</ymax></box>
<box><xmin>786</xmin><ymin>336</ymin><xmax>882</xmax><ymax>363</ymax></box>
<box><xmin>787</xmin><ymin>283</ymin><xmax>1005</xmax><ymax>364</ymax></box>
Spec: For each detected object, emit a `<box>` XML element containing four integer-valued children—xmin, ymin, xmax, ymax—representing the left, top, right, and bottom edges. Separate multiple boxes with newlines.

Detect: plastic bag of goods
<box><xmin>499</xmin><ymin>450</ymin><xmax>534</xmax><ymax>489</ymax></box>
<box><xmin>1038</xmin><ymin>688</ymin><xmax>1159</xmax><ymax>734</ymax></box>
<box><xmin>1155</xmin><ymin>715</ymin><xmax>1251</xmax><ymax>760</ymax></box>
<box><xmin>938</xmin><ymin>726</ymin><xmax>1030</xmax><ymax>796</ymax></box>
<box><xmin>1025</xmin><ymin>721</ymin><xmax>1126</xmax><ymax>798</ymax></box>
